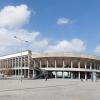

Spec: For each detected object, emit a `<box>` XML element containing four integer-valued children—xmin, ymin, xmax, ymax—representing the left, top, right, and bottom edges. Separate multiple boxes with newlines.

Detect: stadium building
<box><xmin>0</xmin><ymin>50</ymin><xmax>100</xmax><ymax>80</ymax></box>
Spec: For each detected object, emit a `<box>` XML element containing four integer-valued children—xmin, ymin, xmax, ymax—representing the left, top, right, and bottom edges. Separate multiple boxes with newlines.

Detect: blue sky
<box><xmin>0</xmin><ymin>0</ymin><xmax>100</xmax><ymax>55</ymax></box>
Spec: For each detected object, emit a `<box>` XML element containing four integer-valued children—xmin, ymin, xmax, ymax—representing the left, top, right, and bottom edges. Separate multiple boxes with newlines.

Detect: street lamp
<box><xmin>14</xmin><ymin>36</ymin><xmax>29</xmax><ymax>82</ymax></box>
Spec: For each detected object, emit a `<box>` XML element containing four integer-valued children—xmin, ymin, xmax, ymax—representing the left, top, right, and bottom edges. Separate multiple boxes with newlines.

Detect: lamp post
<box><xmin>14</xmin><ymin>36</ymin><xmax>29</xmax><ymax>82</ymax></box>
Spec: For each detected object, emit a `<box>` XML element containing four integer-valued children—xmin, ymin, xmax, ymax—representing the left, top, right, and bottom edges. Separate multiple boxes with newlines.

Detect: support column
<box><xmin>78</xmin><ymin>72</ymin><xmax>80</xmax><ymax>79</ymax></box>
<box><xmin>32</xmin><ymin>69</ymin><xmax>34</xmax><ymax>78</ymax></box>
<box><xmin>39</xmin><ymin>60</ymin><xmax>42</xmax><ymax>68</ymax></box>
<box><xmin>63</xmin><ymin>60</ymin><xmax>65</xmax><ymax>68</ymax></box>
<box><xmin>85</xmin><ymin>72</ymin><xmax>87</xmax><ymax>80</ymax></box>
<box><xmin>71</xmin><ymin>72</ymin><xmax>73</xmax><ymax>79</ymax></box>
<box><xmin>85</xmin><ymin>63</ymin><xmax>87</xmax><ymax>69</ymax></box>
<box><xmin>78</xmin><ymin>62</ymin><xmax>80</xmax><ymax>68</ymax></box>
<box><xmin>90</xmin><ymin>63</ymin><xmax>92</xmax><ymax>70</ymax></box>
<box><xmin>71</xmin><ymin>61</ymin><xmax>73</xmax><ymax>68</ymax></box>
<box><xmin>55</xmin><ymin>60</ymin><xmax>57</xmax><ymax>68</ymax></box>
<box><xmin>47</xmin><ymin>60</ymin><xmax>48</xmax><ymax>68</ymax></box>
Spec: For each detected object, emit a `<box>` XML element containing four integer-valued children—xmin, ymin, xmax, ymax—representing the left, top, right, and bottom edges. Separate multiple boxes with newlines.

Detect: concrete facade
<box><xmin>0</xmin><ymin>50</ymin><xmax>100</xmax><ymax>80</ymax></box>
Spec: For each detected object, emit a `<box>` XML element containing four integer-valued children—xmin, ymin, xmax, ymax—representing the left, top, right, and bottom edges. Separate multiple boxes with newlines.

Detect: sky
<box><xmin>0</xmin><ymin>0</ymin><xmax>100</xmax><ymax>56</ymax></box>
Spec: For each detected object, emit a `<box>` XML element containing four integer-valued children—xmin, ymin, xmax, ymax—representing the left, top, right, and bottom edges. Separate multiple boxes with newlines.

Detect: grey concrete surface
<box><xmin>0</xmin><ymin>79</ymin><xmax>99</xmax><ymax>100</ymax></box>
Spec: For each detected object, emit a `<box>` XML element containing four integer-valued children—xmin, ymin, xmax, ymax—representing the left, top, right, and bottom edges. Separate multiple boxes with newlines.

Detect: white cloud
<box><xmin>0</xmin><ymin>28</ymin><xmax>48</xmax><ymax>54</ymax></box>
<box><xmin>46</xmin><ymin>39</ymin><xmax>85</xmax><ymax>53</ymax></box>
<box><xmin>0</xmin><ymin>5</ymin><xmax>86</xmax><ymax>55</ymax></box>
<box><xmin>0</xmin><ymin>4</ymin><xmax>48</xmax><ymax>55</ymax></box>
<box><xmin>57</xmin><ymin>17</ymin><xmax>70</xmax><ymax>25</ymax></box>
<box><xmin>0</xmin><ymin>4</ymin><xmax>31</xmax><ymax>29</ymax></box>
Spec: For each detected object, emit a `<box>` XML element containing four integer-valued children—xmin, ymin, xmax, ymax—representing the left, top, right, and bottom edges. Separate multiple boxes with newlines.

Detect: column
<box><xmin>90</xmin><ymin>63</ymin><xmax>92</xmax><ymax>70</ymax></box>
<box><xmin>63</xmin><ymin>60</ymin><xmax>65</xmax><ymax>68</ymax></box>
<box><xmin>40</xmin><ymin>60</ymin><xmax>42</xmax><ymax>68</ymax></box>
<box><xmin>71</xmin><ymin>61</ymin><xmax>73</xmax><ymax>68</ymax></box>
<box><xmin>71</xmin><ymin>72</ymin><xmax>73</xmax><ymax>79</ymax></box>
<box><xmin>55</xmin><ymin>71</ymin><xmax>57</xmax><ymax>79</ymax></box>
<box><xmin>55</xmin><ymin>60</ymin><xmax>57</xmax><ymax>68</ymax></box>
<box><xmin>78</xmin><ymin>62</ymin><xmax>80</xmax><ymax>68</ymax></box>
<box><xmin>33</xmin><ymin>70</ymin><xmax>34</xmax><ymax>78</ymax></box>
<box><xmin>85</xmin><ymin>63</ymin><xmax>87</xmax><ymax>80</ymax></box>
<box><xmin>78</xmin><ymin>72</ymin><xmax>80</xmax><ymax>79</ymax></box>
<box><xmin>47</xmin><ymin>60</ymin><xmax>48</xmax><ymax>68</ymax></box>
<box><xmin>85</xmin><ymin>72</ymin><xmax>87</xmax><ymax>80</ymax></box>
<box><xmin>85</xmin><ymin>63</ymin><xmax>87</xmax><ymax>69</ymax></box>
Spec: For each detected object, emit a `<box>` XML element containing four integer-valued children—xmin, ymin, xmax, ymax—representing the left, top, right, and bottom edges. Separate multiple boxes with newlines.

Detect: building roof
<box><xmin>32</xmin><ymin>52</ymin><xmax>100</xmax><ymax>61</ymax></box>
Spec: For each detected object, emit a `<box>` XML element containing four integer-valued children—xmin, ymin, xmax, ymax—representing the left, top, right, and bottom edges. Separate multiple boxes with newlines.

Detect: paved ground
<box><xmin>0</xmin><ymin>79</ymin><xmax>99</xmax><ymax>100</ymax></box>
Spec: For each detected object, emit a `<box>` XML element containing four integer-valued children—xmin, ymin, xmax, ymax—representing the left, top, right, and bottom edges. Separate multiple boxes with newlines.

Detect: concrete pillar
<box><xmin>90</xmin><ymin>63</ymin><xmax>92</xmax><ymax>70</ymax></box>
<box><xmin>78</xmin><ymin>62</ymin><xmax>80</xmax><ymax>68</ymax></box>
<box><xmin>85</xmin><ymin>72</ymin><xmax>87</xmax><ymax>80</ymax></box>
<box><xmin>63</xmin><ymin>60</ymin><xmax>65</xmax><ymax>68</ymax></box>
<box><xmin>71</xmin><ymin>61</ymin><xmax>73</xmax><ymax>68</ymax></box>
<box><xmin>78</xmin><ymin>72</ymin><xmax>80</xmax><ymax>79</ymax></box>
<box><xmin>85</xmin><ymin>63</ymin><xmax>87</xmax><ymax>69</ymax></box>
<box><xmin>32</xmin><ymin>70</ymin><xmax>34</xmax><ymax>78</ymax></box>
<box><xmin>55</xmin><ymin>60</ymin><xmax>57</xmax><ymax>68</ymax></box>
<box><xmin>47</xmin><ymin>60</ymin><xmax>48</xmax><ymax>68</ymax></box>
<box><xmin>71</xmin><ymin>72</ymin><xmax>73</xmax><ymax>79</ymax></box>
<box><xmin>40</xmin><ymin>60</ymin><xmax>42</xmax><ymax>68</ymax></box>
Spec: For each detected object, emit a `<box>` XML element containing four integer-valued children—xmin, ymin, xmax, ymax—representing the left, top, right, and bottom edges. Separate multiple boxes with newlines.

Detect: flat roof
<box><xmin>32</xmin><ymin>52</ymin><xmax>100</xmax><ymax>61</ymax></box>
<box><xmin>0</xmin><ymin>51</ymin><xmax>30</xmax><ymax>60</ymax></box>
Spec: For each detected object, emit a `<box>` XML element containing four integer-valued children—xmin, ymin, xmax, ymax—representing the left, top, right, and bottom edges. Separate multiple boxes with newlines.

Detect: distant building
<box><xmin>0</xmin><ymin>50</ymin><xmax>100</xmax><ymax>79</ymax></box>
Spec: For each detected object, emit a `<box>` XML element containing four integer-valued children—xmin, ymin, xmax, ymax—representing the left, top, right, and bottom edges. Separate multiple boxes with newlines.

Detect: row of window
<box><xmin>0</xmin><ymin>56</ymin><xmax>29</xmax><ymax>68</ymax></box>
